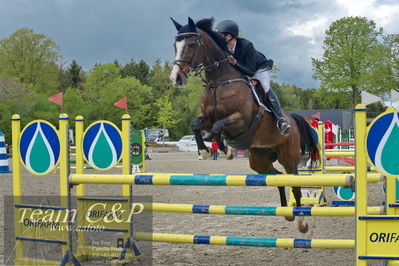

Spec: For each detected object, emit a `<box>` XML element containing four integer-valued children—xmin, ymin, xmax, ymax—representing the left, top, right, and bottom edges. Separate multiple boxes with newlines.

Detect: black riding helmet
<box><xmin>215</xmin><ymin>20</ymin><xmax>239</xmax><ymax>37</ymax></box>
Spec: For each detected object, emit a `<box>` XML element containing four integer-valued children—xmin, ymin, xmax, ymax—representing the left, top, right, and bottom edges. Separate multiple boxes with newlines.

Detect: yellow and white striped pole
<box><xmin>74</xmin><ymin>115</ymin><xmax>86</xmax><ymax>259</ymax></box>
<box><xmin>134</xmin><ymin>232</ymin><xmax>355</xmax><ymax>249</ymax></box>
<box><xmin>139</xmin><ymin>203</ymin><xmax>383</xmax><ymax>216</ymax></box>
<box><xmin>69</xmin><ymin>173</ymin><xmax>355</xmax><ymax>187</ymax></box>
<box><xmin>11</xmin><ymin>115</ymin><xmax>24</xmax><ymax>262</ymax></box>
<box><xmin>318</xmin><ymin>121</ymin><xmax>324</xmax><ymax>172</ymax></box>
<box><xmin>121</xmin><ymin>114</ymin><xmax>132</xmax><ymax>252</ymax></box>
<box><xmin>58</xmin><ymin>113</ymin><xmax>70</xmax><ymax>262</ymax></box>
<box><xmin>121</xmin><ymin>114</ymin><xmax>131</xmax><ymax>194</ymax></box>
<box><xmin>59</xmin><ymin>114</ymin><xmax>69</xmax><ymax>204</ymax></box>
<box><xmin>355</xmin><ymin>104</ymin><xmax>367</xmax><ymax>266</ymax></box>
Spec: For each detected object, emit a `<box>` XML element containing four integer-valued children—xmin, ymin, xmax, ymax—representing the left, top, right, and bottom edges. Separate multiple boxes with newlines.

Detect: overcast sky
<box><xmin>1</xmin><ymin>0</ymin><xmax>399</xmax><ymax>88</ymax></box>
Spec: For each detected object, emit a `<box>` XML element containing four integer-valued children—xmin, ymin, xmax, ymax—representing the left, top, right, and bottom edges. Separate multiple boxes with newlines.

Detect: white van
<box><xmin>145</xmin><ymin>129</ymin><xmax>169</xmax><ymax>143</ymax></box>
<box><xmin>177</xmin><ymin>135</ymin><xmax>211</xmax><ymax>152</ymax></box>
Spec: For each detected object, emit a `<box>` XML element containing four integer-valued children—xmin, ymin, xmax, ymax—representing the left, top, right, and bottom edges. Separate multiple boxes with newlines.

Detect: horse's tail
<box><xmin>290</xmin><ymin>113</ymin><xmax>320</xmax><ymax>169</ymax></box>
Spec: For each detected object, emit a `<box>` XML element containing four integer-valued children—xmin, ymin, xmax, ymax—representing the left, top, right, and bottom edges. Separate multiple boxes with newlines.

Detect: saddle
<box><xmin>249</xmin><ymin>79</ymin><xmax>271</xmax><ymax>113</ymax></box>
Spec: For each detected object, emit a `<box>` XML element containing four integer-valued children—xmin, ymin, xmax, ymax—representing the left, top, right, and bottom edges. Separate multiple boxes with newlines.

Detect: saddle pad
<box><xmin>250</xmin><ymin>83</ymin><xmax>271</xmax><ymax>113</ymax></box>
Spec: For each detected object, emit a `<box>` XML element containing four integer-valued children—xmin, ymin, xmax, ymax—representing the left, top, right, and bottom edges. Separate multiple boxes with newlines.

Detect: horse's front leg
<box><xmin>212</xmin><ymin>112</ymin><xmax>244</xmax><ymax>160</ymax></box>
<box><xmin>191</xmin><ymin>117</ymin><xmax>211</xmax><ymax>159</ymax></box>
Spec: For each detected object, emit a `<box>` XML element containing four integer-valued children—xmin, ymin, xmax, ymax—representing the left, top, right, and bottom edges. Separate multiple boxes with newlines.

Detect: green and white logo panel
<box><xmin>19</xmin><ymin>120</ymin><xmax>60</xmax><ymax>175</ymax></box>
<box><xmin>83</xmin><ymin>121</ymin><xmax>122</xmax><ymax>170</ymax></box>
<box><xmin>366</xmin><ymin>111</ymin><xmax>399</xmax><ymax>176</ymax></box>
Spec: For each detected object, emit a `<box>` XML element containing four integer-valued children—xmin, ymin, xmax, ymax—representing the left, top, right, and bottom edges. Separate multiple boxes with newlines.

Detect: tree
<box><xmin>312</xmin><ymin>17</ymin><xmax>383</xmax><ymax>108</ymax></box>
<box><xmin>154</xmin><ymin>96</ymin><xmax>180</xmax><ymax>138</ymax></box>
<box><xmin>149</xmin><ymin>60</ymin><xmax>174</xmax><ymax>99</ymax></box>
<box><xmin>365</xmin><ymin>34</ymin><xmax>399</xmax><ymax>93</ymax></box>
<box><xmin>122</xmin><ymin>59</ymin><xmax>150</xmax><ymax>85</ymax></box>
<box><xmin>58</xmin><ymin>67</ymin><xmax>70</xmax><ymax>92</ymax></box>
<box><xmin>169</xmin><ymin>76</ymin><xmax>204</xmax><ymax>138</ymax></box>
<box><xmin>0</xmin><ymin>77</ymin><xmax>30</xmax><ymax>103</ymax></box>
<box><xmin>68</xmin><ymin>60</ymin><xmax>84</xmax><ymax>89</ymax></box>
<box><xmin>63</xmin><ymin>88</ymin><xmax>89</xmax><ymax>121</ymax></box>
<box><xmin>272</xmin><ymin>82</ymin><xmax>302</xmax><ymax>110</ymax></box>
<box><xmin>0</xmin><ymin>28</ymin><xmax>60</xmax><ymax>93</ymax></box>
<box><xmin>82</xmin><ymin>63</ymin><xmax>153</xmax><ymax>127</ymax></box>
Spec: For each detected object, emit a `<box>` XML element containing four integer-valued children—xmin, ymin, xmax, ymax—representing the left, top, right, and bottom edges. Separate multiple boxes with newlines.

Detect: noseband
<box><xmin>173</xmin><ymin>32</ymin><xmax>202</xmax><ymax>78</ymax></box>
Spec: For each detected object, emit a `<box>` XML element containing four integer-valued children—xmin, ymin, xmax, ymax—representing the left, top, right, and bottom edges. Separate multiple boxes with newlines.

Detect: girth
<box><xmin>222</xmin><ymin>105</ymin><xmax>265</xmax><ymax>150</ymax></box>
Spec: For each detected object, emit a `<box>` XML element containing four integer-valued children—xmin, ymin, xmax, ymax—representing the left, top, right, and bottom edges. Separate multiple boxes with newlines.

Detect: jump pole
<box><xmin>69</xmin><ymin>173</ymin><xmax>354</xmax><ymax>187</ymax></box>
<box><xmin>138</xmin><ymin>203</ymin><xmax>383</xmax><ymax>216</ymax></box>
<box><xmin>134</xmin><ymin>232</ymin><xmax>355</xmax><ymax>249</ymax></box>
<box><xmin>325</xmin><ymin>166</ymin><xmax>377</xmax><ymax>172</ymax></box>
<box><xmin>325</xmin><ymin>151</ymin><xmax>355</xmax><ymax>157</ymax></box>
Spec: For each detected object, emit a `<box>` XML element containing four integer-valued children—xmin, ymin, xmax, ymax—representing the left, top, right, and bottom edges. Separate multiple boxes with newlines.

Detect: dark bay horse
<box><xmin>169</xmin><ymin>17</ymin><xmax>319</xmax><ymax>233</ymax></box>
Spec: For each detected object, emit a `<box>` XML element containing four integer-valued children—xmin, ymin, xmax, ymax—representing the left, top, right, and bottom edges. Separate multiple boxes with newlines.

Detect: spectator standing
<box><xmin>211</xmin><ymin>140</ymin><xmax>218</xmax><ymax>160</ymax></box>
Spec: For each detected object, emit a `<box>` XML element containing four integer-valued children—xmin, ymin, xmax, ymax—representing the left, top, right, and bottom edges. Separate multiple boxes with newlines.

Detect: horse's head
<box><xmin>169</xmin><ymin>17</ymin><xmax>205</xmax><ymax>87</ymax></box>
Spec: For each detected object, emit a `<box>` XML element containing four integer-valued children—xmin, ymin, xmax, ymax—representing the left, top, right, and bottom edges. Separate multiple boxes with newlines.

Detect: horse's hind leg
<box><xmin>279</xmin><ymin>149</ymin><xmax>309</xmax><ymax>233</ymax></box>
<box><xmin>292</xmin><ymin>187</ymin><xmax>308</xmax><ymax>233</ymax></box>
<box><xmin>248</xmin><ymin>148</ymin><xmax>298</xmax><ymax>225</ymax></box>
<box><xmin>248</xmin><ymin>148</ymin><xmax>282</xmax><ymax>175</ymax></box>
<box><xmin>191</xmin><ymin>118</ymin><xmax>211</xmax><ymax>159</ymax></box>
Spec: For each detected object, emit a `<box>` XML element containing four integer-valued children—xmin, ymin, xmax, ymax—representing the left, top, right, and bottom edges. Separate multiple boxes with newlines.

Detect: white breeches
<box><xmin>252</xmin><ymin>69</ymin><xmax>271</xmax><ymax>93</ymax></box>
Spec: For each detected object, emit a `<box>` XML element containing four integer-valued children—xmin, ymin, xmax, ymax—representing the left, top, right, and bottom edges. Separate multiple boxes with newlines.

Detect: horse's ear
<box><xmin>196</xmin><ymin>17</ymin><xmax>214</xmax><ymax>32</ymax></box>
<box><xmin>188</xmin><ymin>17</ymin><xmax>197</xmax><ymax>32</ymax></box>
<box><xmin>170</xmin><ymin>17</ymin><xmax>182</xmax><ymax>31</ymax></box>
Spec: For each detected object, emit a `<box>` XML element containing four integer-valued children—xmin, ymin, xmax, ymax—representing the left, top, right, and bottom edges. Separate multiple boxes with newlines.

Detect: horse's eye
<box><xmin>188</xmin><ymin>43</ymin><xmax>196</xmax><ymax>48</ymax></box>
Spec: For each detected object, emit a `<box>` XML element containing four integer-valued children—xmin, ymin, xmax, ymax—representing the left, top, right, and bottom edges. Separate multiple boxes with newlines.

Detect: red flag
<box><xmin>48</xmin><ymin>92</ymin><xmax>63</xmax><ymax>106</ymax></box>
<box><xmin>114</xmin><ymin>97</ymin><xmax>128</xmax><ymax>112</ymax></box>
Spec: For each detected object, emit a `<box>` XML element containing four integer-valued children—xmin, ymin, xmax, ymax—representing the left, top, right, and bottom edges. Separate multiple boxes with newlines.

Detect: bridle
<box><xmin>173</xmin><ymin>32</ymin><xmax>202</xmax><ymax>78</ymax></box>
<box><xmin>173</xmin><ymin>31</ymin><xmax>228</xmax><ymax>79</ymax></box>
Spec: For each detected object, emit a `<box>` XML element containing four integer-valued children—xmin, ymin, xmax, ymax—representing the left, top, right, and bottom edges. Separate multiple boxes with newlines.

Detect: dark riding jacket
<box><xmin>230</xmin><ymin>38</ymin><xmax>273</xmax><ymax>76</ymax></box>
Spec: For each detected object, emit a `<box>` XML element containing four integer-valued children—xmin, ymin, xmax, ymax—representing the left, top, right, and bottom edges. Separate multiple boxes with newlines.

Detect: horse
<box><xmin>169</xmin><ymin>17</ymin><xmax>319</xmax><ymax>233</ymax></box>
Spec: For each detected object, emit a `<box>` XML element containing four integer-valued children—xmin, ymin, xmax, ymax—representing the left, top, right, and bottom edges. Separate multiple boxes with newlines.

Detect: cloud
<box><xmin>335</xmin><ymin>0</ymin><xmax>399</xmax><ymax>31</ymax></box>
<box><xmin>0</xmin><ymin>0</ymin><xmax>398</xmax><ymax>89</ymax></box>
<box><xmin>287</xmin><ymin>16</ymin><xmax>329</xmax><ymax>44</ymax></box>
<box><xmin>336</xmin><ymin>0</ymin><xmax>376</xmax><ymax>16</ymax></box>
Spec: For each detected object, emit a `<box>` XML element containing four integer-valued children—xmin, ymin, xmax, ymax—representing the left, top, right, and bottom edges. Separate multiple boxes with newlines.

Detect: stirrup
<box><xmin>277</xmin><ymin>119</ymin><xmax>291</xmax><ymax>136</ymax></box>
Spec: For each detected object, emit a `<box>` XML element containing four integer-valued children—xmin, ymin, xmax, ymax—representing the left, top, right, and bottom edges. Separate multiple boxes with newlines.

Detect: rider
<box><xmin>215</xmin><ymin>19</ymin><xmax>291</xmax><ymax>136</ymax></box>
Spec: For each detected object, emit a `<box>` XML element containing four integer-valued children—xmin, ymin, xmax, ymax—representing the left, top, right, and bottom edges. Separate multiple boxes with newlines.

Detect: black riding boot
<box><xmin>266</xmin><ymin>90</ymin><xmax>291</xmax><ymax>136</ymax></box>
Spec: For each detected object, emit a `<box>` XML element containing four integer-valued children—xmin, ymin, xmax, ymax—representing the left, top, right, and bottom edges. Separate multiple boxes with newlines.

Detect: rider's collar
<box><xmin>225</xmin><ymin>37</ymin><xmax>236</xmax><ymax>54</ymax></box>
<box><xmin>229</xmin><ymin>41</ymin><xmax>236</xmax><ymax>54</ymax></box>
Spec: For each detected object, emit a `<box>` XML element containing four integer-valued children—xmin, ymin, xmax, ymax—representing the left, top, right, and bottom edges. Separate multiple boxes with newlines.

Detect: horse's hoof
<box><xmin>219</xmin><ymin>146</ymin><xmax>233</xmax><ymax>160</ymax></box>
<box><xmin>199</xmin><ymin>148</ymin><xmax>211</xmax><ymax>159</ymax></box>
<box><xmin>285</xmin><ymin>216</ymin><xmax>295</xmax><ymax>222</ymax></box>
<box><xmin>299</xmin><ymin>223</ymin><xmax>309</xmax><ymax>234</ymax></box>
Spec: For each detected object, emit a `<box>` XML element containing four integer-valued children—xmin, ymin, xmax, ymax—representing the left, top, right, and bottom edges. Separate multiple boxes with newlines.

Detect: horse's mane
<box><xmin>195</xmin><ymin>18</ymin><xmax>228</xmax><ymax>51</ymax></box>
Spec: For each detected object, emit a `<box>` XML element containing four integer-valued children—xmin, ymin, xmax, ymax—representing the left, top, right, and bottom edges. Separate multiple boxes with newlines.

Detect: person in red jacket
<box><xmin>324</xmin><ymin>120</ymin><xmax>334</xmax><ymax>149</ymax></box>
<box><xmin>211</xmin><ymin>140</ymin><xmax>218</xmax><ymax>160</ymax></box>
